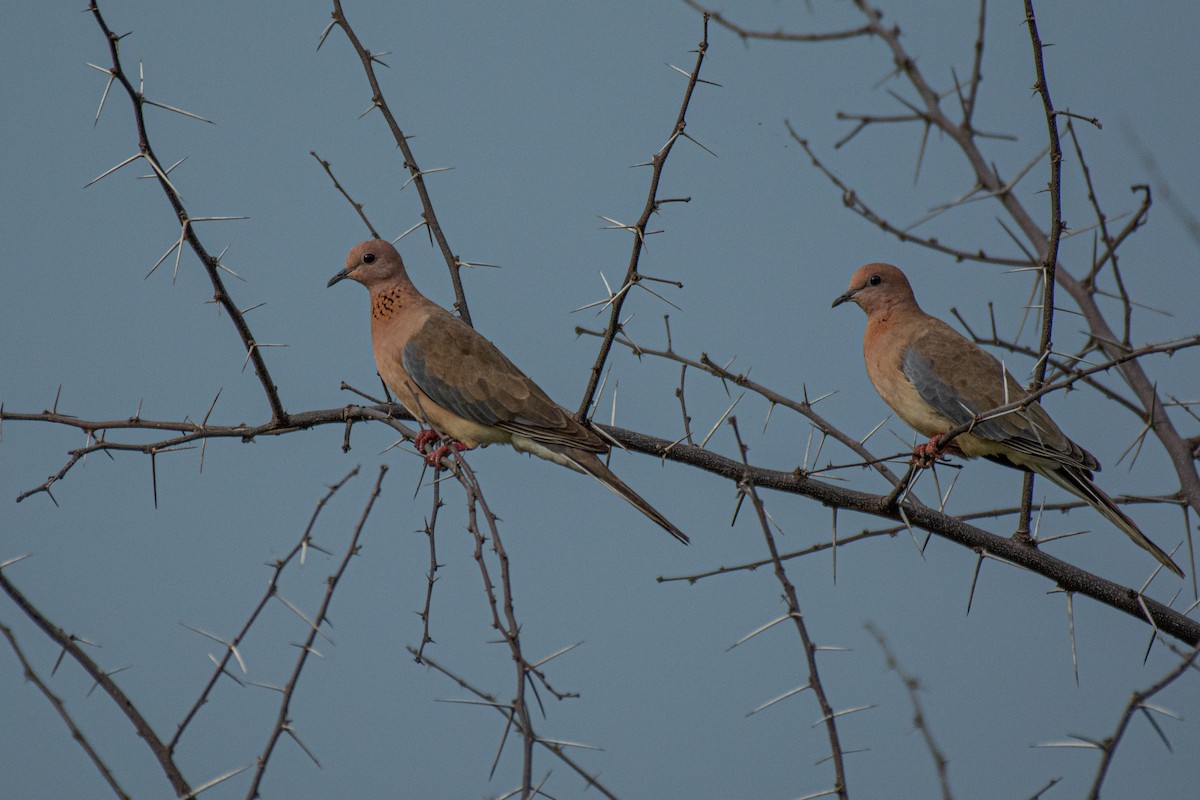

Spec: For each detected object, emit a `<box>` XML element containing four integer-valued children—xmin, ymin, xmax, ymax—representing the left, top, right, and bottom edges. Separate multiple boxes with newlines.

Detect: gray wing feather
<box><xmin>901</xmin><ymin>345</ymin><xmax>1019</xmax><ymax>442</ymax></box>
<box><xmin>402</xmin><ymin>337</ymin><xmax>510</xmax><ymax>427</ymax></box>
<box><xmin>402</xmin><ymin>314</ymin><xmax>606</xmax><ymax>452</ymax></box>
<box><xmin>901</xmin><ymin>331</ymin><xmax>1095</xmax><ymax>469</ymax></box>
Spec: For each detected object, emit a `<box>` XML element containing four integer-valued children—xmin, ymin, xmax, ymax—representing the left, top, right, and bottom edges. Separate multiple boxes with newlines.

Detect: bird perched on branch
<box><xmin>833</xmin><ymin>262</ymin><xmax>1182</xmax><ymax>577</ymax></box>
<box><xmin>328</xmin><ymin>239</ymin><xmax>687</xmax><ymax>544</ymax></box>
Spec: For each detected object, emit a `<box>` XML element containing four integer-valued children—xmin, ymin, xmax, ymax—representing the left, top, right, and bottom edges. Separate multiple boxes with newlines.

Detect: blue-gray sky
<box><xmin>3</xmin><ymin>2</ymin><xmax>1198</xmax><ymax>798</ymax></box>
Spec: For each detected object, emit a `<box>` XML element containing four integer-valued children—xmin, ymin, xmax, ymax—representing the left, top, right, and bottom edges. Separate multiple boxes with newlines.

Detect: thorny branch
<box><xmin>247</xmin><ymin>465</ymin><xmax>388</xmax><ymax>799</ymax></box>
<box><xmin>408</xmin><ymin>648</ymin><xmax>616</xmax><ymax>799</ymax></box>
<box><xmin>310</xmin><ymin>150</ymin><xmax>381</xmax><ymax>240</ymax></box>
<box><xmin>6</xmin><ymin>331</ymin><xmax>1199</xmax><ymax>644</ymax></box>
<box><xmin>325</xmin><ymin>1</ymin><xmax>474</xmax><ymax>325</ymax></box>
<box><xmin>1085</xmin><ymin>643</ymin><xmax>1199</xmax><ymax>800</ymax></box>
<box><xmin>1</xmin><ymin>466</ymin><xmax>377</xmax><ymax>799</ymax></box>
<box><xmin>575</xmin><ymin>15</ymin><xmax>712</xmax><ymax>420</ymax></box>
<box><xmin>451</xmin><ymin>454</ymin><xmax>584</xmax><ymax>797</ymax></box>
<box><xmin>575</xmin><ymin>321</ymin><xmax>908</xmax><ymax>488</ymax></box>
<box><xmin>950</xmin><ymin>308</ymin><xmax>1143</xmax><ymax>418</ymax></box>
<box><xmin>866</xmin><ymin>623</ymin><xmax>953</xmax><ymax>800</ymax></box>
<box><xmin>1068</xmin><ymin>132</ymin><xmax>1149</xmax><ymax>346</ymax></box>
<box><xmin>659</xmin><ymin>498</ymin><xmax>1151</xmax><ymax>586</ymax></box>
<box><xmin>683</xmin><ymin>0</ymin><xmax>875</xmax><ymax>43</ymax></box>
<box><xmin>0</xmin><ymin>569</ymin><xmax>192</xmax><ymax>797</ymax></box>
<box><xmin>170</xmin><ymin>468</ymin><xmax>362</xmax><ymax>754</ymax></box>
<box><xmin>789</xmin><ymin>129</ymin><xmax>1039</xmax><ymax>269</ymax></box>
<box><xmin>604</xmin><ymin>424</ymin><xmax>1200</xmax><ymax>644</ymax></box>
<box><xmin>86</xmin><ymin>1</ymin><xmax>287</xmax><ymax>425</ymax></box>
<box><xmin>0</xmin><ymin>621</ymin><xmax>129</xmax><ymax>799</ymax></box>
<box><xmin>1014</xmin><ymin>0</ymin><xmax>1066</xmax><ymax>540</ymax></box>
<box><xmin>414</xmin><ymin>474</ymin><xmax>442</xmax><ymax>662</ymax></box>
<box><xmin>730</xmin><ymin>418</ymin><xmax>848</xmax><ymax>799</ymax></box>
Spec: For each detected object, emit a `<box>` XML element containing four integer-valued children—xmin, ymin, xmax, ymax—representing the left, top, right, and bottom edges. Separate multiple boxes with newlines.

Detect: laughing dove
<box><xmin>328</xmin><ymin>239</ymin><xmax>687</xmax><ymax>544</ymax></box>
<box><xmin>833</xmin><ymin>263</ymin><xmax>1182</xmax><ymax>577</ymax></box>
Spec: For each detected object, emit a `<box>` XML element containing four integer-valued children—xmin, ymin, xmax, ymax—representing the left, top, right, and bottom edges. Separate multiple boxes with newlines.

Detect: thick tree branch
<box><xmin>612</xmin><ymin>428</ymin><xmax>1199</xmax><ymax>645</ymax></box>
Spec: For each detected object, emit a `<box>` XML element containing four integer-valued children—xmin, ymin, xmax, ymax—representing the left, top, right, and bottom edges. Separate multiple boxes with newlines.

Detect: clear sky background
<box><xmin>3</xmin><ymin>2</ymin><xmax>1199</xmax><ymax>798</ymax></box>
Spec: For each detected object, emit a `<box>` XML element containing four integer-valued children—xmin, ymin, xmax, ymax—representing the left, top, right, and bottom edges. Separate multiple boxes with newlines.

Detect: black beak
<box><xmin>327</xmin><ymin>267</ymin><xmax>351</xmax><ymax>288</ymax></box>
<box><xmin>831</xmin><ymin>288</ymin><xmax>857</xmax><ymax>308</ymax></box>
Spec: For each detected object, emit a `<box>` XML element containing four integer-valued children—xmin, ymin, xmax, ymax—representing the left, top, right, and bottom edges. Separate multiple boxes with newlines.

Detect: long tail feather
<box><xmin>561</xmin><ymin>449</ymin><xmax>688</xmax><ymax>544</ymax></box>
<box><xmin>1041</xmin><ymin>465</ymin><xmax>1183</xmax><ymax>577</ymax></box>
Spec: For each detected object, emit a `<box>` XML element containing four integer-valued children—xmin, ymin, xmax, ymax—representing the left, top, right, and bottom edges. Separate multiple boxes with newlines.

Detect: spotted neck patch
<box><xmin>371</xmin><ymin>287</ymin><xmax>403</xmax><ymax>320</ymax></box>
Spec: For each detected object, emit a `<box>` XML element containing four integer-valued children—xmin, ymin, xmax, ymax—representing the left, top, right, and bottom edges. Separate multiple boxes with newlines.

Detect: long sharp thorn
<box><xmin>317</xmin><ymin>19</ymin><xmax>336</xmax><ymax>50</ymax></box>
<box><xmin>93</xmin><ymin>73</ymin><xmax>116</xmax><ymax>127</ymax></box>
<box><xmin>144</xmin><ymin>152</ymin><xmax>183</xmax><ymax>198</ymax></box>
<box><xmin>700</xmin><ymin>392</ymin><xmax>744</xmax><ymax>448</ymax></box>
<box><xmin>966</xmin><ymin>551</ymin><xmax>984</xmax><ymax>615</ymax></box>
<box><xmin>84</xmin><ymin>152</ymin><xmax>142</xmax><ymax>188</ymax></box>
<box><xmin>143</xmin><ymin>98</ymin><xmax>214</xmax><ymax>124</ymax></box>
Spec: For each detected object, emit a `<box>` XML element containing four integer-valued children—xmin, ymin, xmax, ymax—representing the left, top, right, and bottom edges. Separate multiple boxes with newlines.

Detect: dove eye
<box><xmin>868</xmin><ymin>274</ymin><xmax>882</xmax><ymax>286</ymax></box>
<box><xmin>362</xmin><ymin>253</ymin><xmax>376</xmax><ymax>264</ymax></box>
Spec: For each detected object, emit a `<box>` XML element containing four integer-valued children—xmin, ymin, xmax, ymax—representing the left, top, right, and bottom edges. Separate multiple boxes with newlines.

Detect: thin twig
<box><xmin>865</xmin><ymin>623</ymin><xmax>953</xmax><ymax>800</ymax></box>
<box><xmin>1015</xmin><ymin>0</ymin><xmax>1066</xmax><ymax>539</ymax></box>
<box><xmin>87</xmin><ymin>1</ymin><xmax>287</xmax><ymax>424</ymax></box>
<box><xmin>328</xmin><ymin>1</ymin><xmax>473</xmax><ymax>324</ymax></box>
<box><xmin>0</xmin><ymin>621</ymin><xmax>130</xmax><ymax>799</ymax></box>
<box><xmin>1086</xmin><ymin>644</ymin><xmax>1199</xmax><ymax>800</ymax></box>
<box><xmin>729</xmin><ymin>418</ymin><xmax>848</xmax><ymax>798</ymax></box>
<box><xmin>246</xmin><ymin>465</ymin><xmax>388</xmax><ymax>798</ymax></box>
<box><xmin>576</xmin><ymin>15</ymin><xmax>711</xmax><ymax>419</ymax></box>
<box><xmin>310</xmin><ymin>150</ymin><xmax>381</xmax><ymax>239</ymax></box>
<box><xmin>0</xmin><ymin>570</ymin><xmax>191</xmax><ymax>796</ymax></box>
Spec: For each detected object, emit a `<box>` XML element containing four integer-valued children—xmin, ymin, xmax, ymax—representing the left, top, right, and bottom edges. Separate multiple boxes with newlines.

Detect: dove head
<box><xmin>327</xmin><ymin>240</ymin><xmax>409</xmax><ymax>289</ymax></box>
<box><xmin>831</xmin><ymin>263</ymin><xmax>920</xmax><ymax>316</ymax></box>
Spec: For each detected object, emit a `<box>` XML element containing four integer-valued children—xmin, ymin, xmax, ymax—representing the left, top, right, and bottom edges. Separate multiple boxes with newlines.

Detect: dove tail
<box><xmin>1041</xmin><ymin>464</ymin><xmax>1183</xmax><ymax>578</ymax></box>
<box><xmin>560</xmin><ymin>449</ymin><xmax>688</xmax><ymax>544</ymax></box>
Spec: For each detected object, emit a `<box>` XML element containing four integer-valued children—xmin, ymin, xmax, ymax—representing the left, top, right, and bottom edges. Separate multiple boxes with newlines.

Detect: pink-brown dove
<box><xmin>329</xmin><ymin>239</ymin><xmax>687</xmax><ymax>544</ymax></box>
<box><xmin>833</xmin><ymin>262</ymin><xmax>1182</xmax><ymax>577</ymax></box>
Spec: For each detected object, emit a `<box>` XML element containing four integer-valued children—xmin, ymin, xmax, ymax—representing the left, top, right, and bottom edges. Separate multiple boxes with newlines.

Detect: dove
<box><xmin>833</xmin><ymin>262</ymin><xmax>1181</xmax><ymax>576</ymax></box>
<box><xmin>329</xmin><ymin>239</ymin><xmax>687</xmax><ymax>544</ymax></box>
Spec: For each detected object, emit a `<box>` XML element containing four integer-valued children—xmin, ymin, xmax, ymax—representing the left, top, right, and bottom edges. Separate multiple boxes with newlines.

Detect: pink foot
<box><xmin>414</xmin><ymin>428</ymin><xmax>442</xmax><ymax>453</ymax></box>
<box><xmin>913</xmin><ymin>434</ymin><xmax>946</xmax><ymax>467</ymax></box>
<box><xmin>424</xmin><ymin>440</ymin><xmax>469</xmax><ymax>468</ymax></box>
<box><xmin>913</xmin><ymin>434</ymin><xmax>964</xmax><ymax>467</ymax></box>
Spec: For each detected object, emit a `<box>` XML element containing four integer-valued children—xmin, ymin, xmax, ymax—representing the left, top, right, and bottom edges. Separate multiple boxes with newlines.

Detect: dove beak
<box><xmin>327</xmin><ymin>267</ymin><xmax>352</xmax><ymax>288</ymax></box>
<box><xmin>831</xmin><ymin>288</ymin><xmax>858</xmax><ymax>308</ymax></box>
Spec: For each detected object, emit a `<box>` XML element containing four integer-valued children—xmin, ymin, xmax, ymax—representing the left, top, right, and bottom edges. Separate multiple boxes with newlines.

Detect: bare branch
<box><xmin>0</xmin><ymin>568</ymin><xmax>192</xmax><ymax>796</ymax></box>
<box><xmin>865</xmin><ymin>623</ymin><xmax>953</xmax><ymax>800</ymax></box>
<box><xmin>1086</xmin><ymin>644</ymin><xmax>1199</xmax><ymax>799</ymax></box>
<box><xmin>0</xmin><ymin>621</ymin><xmax>130</xmax><ymax>799</ymax></box>
<box><xmin>246</xmin><ymin>465</ymin><xmax>388</xmax><ymax>798</ymax></box>
<box><xmin>328</xmin><ymin>1</ymin><xmax>473</xmax><ymax>325</ymax></box>
<box><xmin>575</xmin><ymin>15</ymin><xmax>711</xmax><ymax>419</ymax></box>
<box><xmin>729</xmin><ymin>418</ymin><xmax>848</xmax><ymax>798</ymax></box>
<box><xmin>683</xmin><ymin>0</ymin><xmax>875</xmax><ymax>43</ymax></box>
<box><xmin>87</xmin><ymin>0</ymin><xmax>287</xmax><ymax>424</ymax></box>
